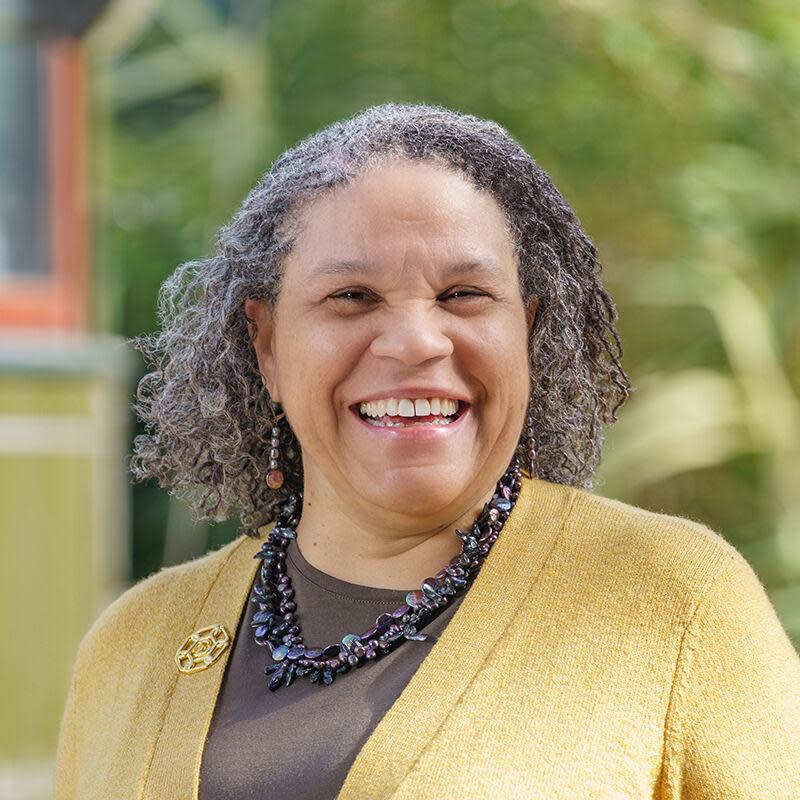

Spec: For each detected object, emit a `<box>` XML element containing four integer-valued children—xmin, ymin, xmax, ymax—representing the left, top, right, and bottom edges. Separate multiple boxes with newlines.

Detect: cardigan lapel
<box><xmin>141</xmin><ymin>525</ymin><xmax>271</xmax><ymax>799</ymax></box>
<box><xmin>142</xmin><ymin>476</ymin><xmax>573</xmax><ymax>799</ymax></box>
<box><xmin>336</xmin><ymin>476</ymin><xmax>574</xmax><ymax>799</ymax></box>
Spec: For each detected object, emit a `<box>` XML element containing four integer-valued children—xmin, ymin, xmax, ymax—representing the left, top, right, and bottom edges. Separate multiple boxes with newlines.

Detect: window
<box><xmin>0</xmin><ymin>37</ymin><xmax>89</xmax><ymax>331</ymax></box>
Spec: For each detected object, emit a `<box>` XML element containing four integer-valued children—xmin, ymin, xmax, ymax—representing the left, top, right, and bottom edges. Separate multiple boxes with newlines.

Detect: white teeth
<box><xmin>398</xmin><ymin>398</ymin><xmax>415</xmax><ymax>417</ymax></box>
<box><xmin>357</xmin><ymin>396</ymin><xmax>462</xmax><ymax>420</ymax></box>
<box><xmin>365</xmin><ymin>417</ymin><xmax>454</xmax><ymax>427</ymax></box>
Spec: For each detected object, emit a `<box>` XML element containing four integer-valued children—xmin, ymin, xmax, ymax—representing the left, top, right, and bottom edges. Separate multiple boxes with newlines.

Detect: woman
<box><xmin>54</xmin><ymin>103</ymin><xmax>800</xmax><ymax>799</ymax></box>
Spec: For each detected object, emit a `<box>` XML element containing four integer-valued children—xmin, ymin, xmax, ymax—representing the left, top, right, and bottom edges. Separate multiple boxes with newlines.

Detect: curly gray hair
<box><xmin>131</xmin><ymin>102</ymin><xmax>631</xmax><ymax>536</ymax></box>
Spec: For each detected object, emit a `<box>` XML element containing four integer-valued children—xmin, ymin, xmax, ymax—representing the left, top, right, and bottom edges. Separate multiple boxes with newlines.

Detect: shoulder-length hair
<box><xmin>131</xmin><ymin>102</ymin><xmax>630</xmax><ymax>535</ymax></box>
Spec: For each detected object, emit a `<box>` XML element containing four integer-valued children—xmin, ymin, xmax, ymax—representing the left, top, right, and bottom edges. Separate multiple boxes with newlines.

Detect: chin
<box><xmin>358</xmin><ymin>467</ymin><xmax>468</xmax><ymax>515</ymax></box>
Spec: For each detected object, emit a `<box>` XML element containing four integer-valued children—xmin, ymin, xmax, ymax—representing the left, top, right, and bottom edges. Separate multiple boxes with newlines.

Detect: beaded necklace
<box><xmin>252</xmin><ymin>457</ymin><xmax>522</xmax><ymax>691</ymax></box>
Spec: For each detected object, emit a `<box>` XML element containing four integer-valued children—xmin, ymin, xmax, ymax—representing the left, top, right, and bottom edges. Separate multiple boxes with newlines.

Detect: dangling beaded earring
<box><xmin>266</xmin><ymin>401</ymin><xmax>286</xmax><ymax>490</ymax></box>
<box><xmin>527</xmin><ymin>412</ymin><xmax>537</xmax><ymax>478</ymax></box>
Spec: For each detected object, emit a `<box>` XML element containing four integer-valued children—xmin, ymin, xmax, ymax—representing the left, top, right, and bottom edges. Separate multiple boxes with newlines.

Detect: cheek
<box><xmin>459</xmin><ymin>314</ymin><xmax>529</xmax><ymax>386</ymax></box>
<box><xmin>276</xmin><ymin>324</ymin><xmax>362</xmax><ymax>409</ymax></box>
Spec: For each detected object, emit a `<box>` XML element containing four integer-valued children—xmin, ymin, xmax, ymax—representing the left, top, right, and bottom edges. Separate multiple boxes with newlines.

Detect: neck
<box><xmin>293</xmin><ymin>472</ymin><xmax>499</xmax><ymax>590</ymax></box>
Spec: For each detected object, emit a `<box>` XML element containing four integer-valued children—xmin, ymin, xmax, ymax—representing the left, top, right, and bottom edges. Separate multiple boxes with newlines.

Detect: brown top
<box><xmin>199</xmin><ymin>535</ymin><xmax>468</xmax><ymax>800</ymax></box>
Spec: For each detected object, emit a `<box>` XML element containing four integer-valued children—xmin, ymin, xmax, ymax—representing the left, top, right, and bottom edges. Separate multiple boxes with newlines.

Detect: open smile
<box><xmin>348</xmin><ymin>401</ymin><xmax>470</xmax><ymax>439</ymax></box>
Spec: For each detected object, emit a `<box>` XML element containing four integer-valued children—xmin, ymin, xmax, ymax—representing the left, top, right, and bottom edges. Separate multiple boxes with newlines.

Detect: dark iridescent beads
<box><xmin>252</xmin><ymin>457</ymin><xmax>523</xmax><ymax>691</ymax></box>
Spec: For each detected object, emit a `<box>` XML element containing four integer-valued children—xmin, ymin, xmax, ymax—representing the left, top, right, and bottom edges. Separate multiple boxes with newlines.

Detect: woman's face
<box><xmin>246</xmin><ymin>158</ymin><xmax>537</xmax><ymax>520</ymax></box>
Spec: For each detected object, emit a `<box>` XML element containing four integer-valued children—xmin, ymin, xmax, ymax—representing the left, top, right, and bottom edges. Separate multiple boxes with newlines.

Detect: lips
<box><xmin>348</xmin><ymin>402</ymin><xmax>470</xmax><ymax>438</ymax></box>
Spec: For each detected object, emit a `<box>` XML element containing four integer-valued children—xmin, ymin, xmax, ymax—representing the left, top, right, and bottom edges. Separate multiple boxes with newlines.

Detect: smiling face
<box><xmin>246</xmin><ymin>157</ymin><xmax>537</xmax><ymax>522</ymax></box>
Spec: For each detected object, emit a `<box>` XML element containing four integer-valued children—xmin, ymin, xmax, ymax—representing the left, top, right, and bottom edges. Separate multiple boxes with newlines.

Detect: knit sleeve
<box><xmin>661</xmin><ymin>548</ymin><xmax>800</xmax><ymax>799</ymax></box>
<box><xmin>52</xmin><ymin>628</ymin><xmax>90</xmax><ymax>800</ymax></box>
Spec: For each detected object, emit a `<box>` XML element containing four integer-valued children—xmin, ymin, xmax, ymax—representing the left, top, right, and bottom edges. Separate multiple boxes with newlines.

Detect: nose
<box><xmin>368</xmin><ymin>306</ymin><xmax>454</xmax><ymax>366</ymax></box>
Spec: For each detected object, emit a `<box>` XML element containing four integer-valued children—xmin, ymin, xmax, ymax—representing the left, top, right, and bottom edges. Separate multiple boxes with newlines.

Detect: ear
<box><xmin>244</xmin><ymin>298</ymin><xmax>280</xmax><ymax>403</ymax></box>
<box><xmin>525</xmin><ymin>295</ymin><xmax>540</xmax><ymax>335</ymax></box>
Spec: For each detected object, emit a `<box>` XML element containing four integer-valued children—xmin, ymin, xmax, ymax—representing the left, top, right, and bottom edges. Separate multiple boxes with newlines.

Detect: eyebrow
<box><xmin>310</xmin><ymin>258</ymin><xmax>505</xmax><ymax>282</ymax></box>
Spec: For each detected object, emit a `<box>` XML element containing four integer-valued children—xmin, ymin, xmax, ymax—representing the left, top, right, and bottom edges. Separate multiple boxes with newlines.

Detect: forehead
<box><xmin>285</xmin><ymin>158</ymin><xmax>516</xmax><ymax>273</ymax></box>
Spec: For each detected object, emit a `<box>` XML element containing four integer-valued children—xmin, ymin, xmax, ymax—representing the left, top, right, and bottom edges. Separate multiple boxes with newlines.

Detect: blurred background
<box><xmin>1</xmin><ymin>0</ymin><xmax>799</xmax><ymax>796</ymax></box>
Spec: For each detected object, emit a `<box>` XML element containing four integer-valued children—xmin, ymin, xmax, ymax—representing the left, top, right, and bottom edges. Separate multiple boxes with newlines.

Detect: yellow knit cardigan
<box><xmin>54</xmin><ymin>476</ymin><xmax>800</xmax><ymax>799</ymax></box>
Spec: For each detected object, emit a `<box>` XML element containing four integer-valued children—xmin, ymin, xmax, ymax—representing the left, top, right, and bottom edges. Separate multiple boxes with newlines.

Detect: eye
<box><xmin>328</xmin><ymin>289</ymin><xmax>376</xmax><ymax>303</ymax></box>
<box><xmin>440</xmin><ymin>289</ymin><xmax>488</xmax><ymax>302</ymax></box>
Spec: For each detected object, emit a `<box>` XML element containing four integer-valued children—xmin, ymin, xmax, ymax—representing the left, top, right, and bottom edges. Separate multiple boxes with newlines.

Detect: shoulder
<box><xmin>529</xmin><ymin>483</ymin><xmax>796</xmax><ymax>673</ymax></box>
<box><xmin>70</xmin><ymin>535</ymin><xmax>252</xmax><ymax>680</ymax></box>
<box><xmin>552</xmin><ymin>482</ymin><xmax>750</xmax><ymax>612</ymax></box>
<box><xmin>568</xmin><ymin>484</ymin><xmax>741</xmax><ymax>557</ymax></box>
